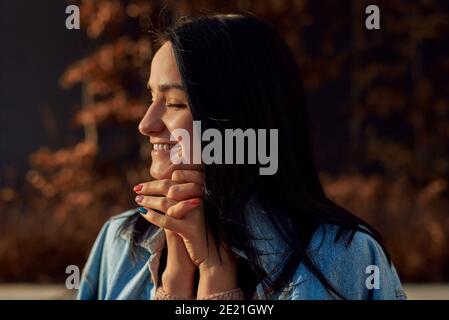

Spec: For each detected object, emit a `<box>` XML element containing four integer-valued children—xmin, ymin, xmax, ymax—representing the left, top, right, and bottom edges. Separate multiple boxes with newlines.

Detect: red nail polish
<box><xmin>133</xmin><ymin>184</ymin><xmax>143</xmax><ymax>192</ymax></box>
<box><xmin>190</xmin><ymin>199</ymin><xmax>200</xmax><ymax>205</ymax></box>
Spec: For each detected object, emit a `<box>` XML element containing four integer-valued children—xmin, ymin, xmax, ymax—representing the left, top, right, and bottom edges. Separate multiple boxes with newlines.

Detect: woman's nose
<box><xmin>138</xmin><ymin>105</ymin><xmax>165</xmax><ymax>136</ymax></box>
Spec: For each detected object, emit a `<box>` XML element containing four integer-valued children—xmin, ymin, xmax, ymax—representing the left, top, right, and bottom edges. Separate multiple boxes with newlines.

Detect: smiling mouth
<box><xmin>152</xmin><ymin>143</ymin><xmax>177</xmax><ymax>151</ymax></box>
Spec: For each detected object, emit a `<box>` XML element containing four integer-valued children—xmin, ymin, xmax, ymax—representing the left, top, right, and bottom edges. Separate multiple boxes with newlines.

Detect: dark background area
<box><xmin>0</xmin><ymin>1</ymin><xmax>85</xmax><ymax>185</ymax></box>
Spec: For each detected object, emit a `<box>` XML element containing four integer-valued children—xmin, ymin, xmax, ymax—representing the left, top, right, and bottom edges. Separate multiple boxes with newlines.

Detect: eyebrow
<box><xmin>146</xmin><ymin>82</ymin><xmax>185</xmax><ymax>93</ymax></box>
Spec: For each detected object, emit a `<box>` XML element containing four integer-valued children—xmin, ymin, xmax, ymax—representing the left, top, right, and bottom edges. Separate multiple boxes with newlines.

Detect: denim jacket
<box><xmin>77</xmin><ymin>196</ymin><xmax>407</xmax><ymax>300</ymax></box>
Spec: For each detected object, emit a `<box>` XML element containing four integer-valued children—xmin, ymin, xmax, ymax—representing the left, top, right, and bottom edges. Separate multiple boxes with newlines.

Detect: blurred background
<box><xmin>0</xmin><ymin>0</ymin><xmax>448</xmax><ymax>299</ymax></box>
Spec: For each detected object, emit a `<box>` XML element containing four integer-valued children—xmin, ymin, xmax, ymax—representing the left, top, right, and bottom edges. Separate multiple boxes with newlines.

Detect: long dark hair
<box><xmin>119</xmin><ymin>13</ymin><xmax>391</xmax><ymax>300</ymax></box>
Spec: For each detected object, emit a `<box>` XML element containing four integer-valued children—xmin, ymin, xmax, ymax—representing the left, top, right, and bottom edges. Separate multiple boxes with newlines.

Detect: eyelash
<box><xmin>148</xmin><ymin>97</ymin><xmax>186</xmax><ymax>109</ymax></box>
<box><xmin>165</xmin><ymin>103</ymin><xmax>187</xmax><ymax>109</ymax></box>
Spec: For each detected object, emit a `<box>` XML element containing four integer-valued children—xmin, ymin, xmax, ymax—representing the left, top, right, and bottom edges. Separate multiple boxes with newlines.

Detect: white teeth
<box><xmin>153</xmin><ymin>143</ymin><xmax>174</xmax><ymax>151</ymax></box>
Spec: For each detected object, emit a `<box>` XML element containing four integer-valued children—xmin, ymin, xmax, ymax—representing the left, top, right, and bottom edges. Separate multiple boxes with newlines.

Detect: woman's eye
<box><xmin>166</xmin><ymin>103</ymin><xmax>187</xmax><ymax>109</ymax></box>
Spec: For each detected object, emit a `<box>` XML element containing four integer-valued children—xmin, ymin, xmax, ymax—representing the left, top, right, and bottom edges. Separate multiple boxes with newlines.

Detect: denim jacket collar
<box><xmin>119</xmin><ymin>218</ymin><xmax>166</xmax><ymax>255</ymax></box>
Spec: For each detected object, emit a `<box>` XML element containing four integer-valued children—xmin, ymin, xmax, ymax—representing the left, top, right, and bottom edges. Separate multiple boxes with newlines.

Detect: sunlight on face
<box><xmin>138</xmin><ymin>42</ymin><xmax>194</xmax><ymax>179</ymax></box>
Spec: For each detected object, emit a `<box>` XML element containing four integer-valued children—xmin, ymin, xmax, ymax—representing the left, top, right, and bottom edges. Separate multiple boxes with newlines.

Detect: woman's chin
<box><xmin>150</xmin><ymin>162</ymin><xmax>176</xmax><ymax>180</ymax></box>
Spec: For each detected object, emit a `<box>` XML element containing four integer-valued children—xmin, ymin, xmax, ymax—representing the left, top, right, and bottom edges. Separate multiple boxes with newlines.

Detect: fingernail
<box><xmin>135</xmin><ymin>195</ymin><xmax>144</xmax><ymax>203</ymax></box>
<box><xmin>190</xmin><ymin>199</ymin><xmax>200</xmax><ymax>205</ymax></box>
<box><xmin>133</xmin><ymin>184</ymin><xmax>143</xmax><ymax>192</ymax></box>
<box><xmin>138</xmin><ymin>207</ymin><xmax>148</xmax><ymax>214</ymax></box>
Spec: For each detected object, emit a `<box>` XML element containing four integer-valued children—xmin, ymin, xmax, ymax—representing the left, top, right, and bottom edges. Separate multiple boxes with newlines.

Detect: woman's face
<box><xmin>139</xmin><ymin>41</ymin><xmax>194</xmax><ymax>180</ymax></box>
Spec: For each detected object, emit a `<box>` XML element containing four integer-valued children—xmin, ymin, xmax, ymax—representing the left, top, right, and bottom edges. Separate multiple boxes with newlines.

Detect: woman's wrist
<box><xmin>161</xmin><ymin>269</ymin><xmax>195</xmax><ymax>298</ymax></box>
<box><xmin>197</xmin><ymin>263</ymin><xmax>238</xmax><ymax>299</ymax></box>
<box><xmin>162</xmin><ymin>231</ymin><xmax>196</xmax><ymax>297</ymax></box>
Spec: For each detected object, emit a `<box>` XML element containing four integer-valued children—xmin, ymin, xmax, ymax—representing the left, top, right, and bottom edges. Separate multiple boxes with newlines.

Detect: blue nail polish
<box><xmin>138</xmin><ymin>207</ymin><xmax>148</xmax><ymax>214</ymax></box>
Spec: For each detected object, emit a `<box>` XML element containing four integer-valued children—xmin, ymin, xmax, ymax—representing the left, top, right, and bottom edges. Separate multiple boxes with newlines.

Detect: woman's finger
<box><xmin>166</xmin><ymin>183</ymin><xmax>204</xmax><ymax>201</ymax></box>
<box><xmin>167</xmin><ymin>198</ymin><xmax>202</xmax><ymax>219</ymax></box>
<box><xmin>134</xmin><ymin>179</ymin><xmax>176</xmax><ymax>196</ymax></box>
<box><xmin>135</xmin><ymin>195</ymin><xmax>177</xmax><ymax>212</ymax></box>
<box><xmin>171</xmin><ymin>170</ymin><xmax>205</xmax><ymax>185</ymax></box>
<box><xmin>139</xmin><ymin>207</ymin><xmax>184</xmax><ymax>233</ymax></box>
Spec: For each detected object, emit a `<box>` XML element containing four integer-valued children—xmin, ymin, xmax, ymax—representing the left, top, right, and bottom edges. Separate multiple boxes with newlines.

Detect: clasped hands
<box><xmin>134</xmin><ymin>168</ymin><xmax>238</xmax><ymax>299</ymax></box>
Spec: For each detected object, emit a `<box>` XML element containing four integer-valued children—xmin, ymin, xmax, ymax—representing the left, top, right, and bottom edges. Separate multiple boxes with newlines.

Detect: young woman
<box><xmin>77</xmin><ymin>14</ymin><xmax>407</xmax><ymax>300</ymax></box>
